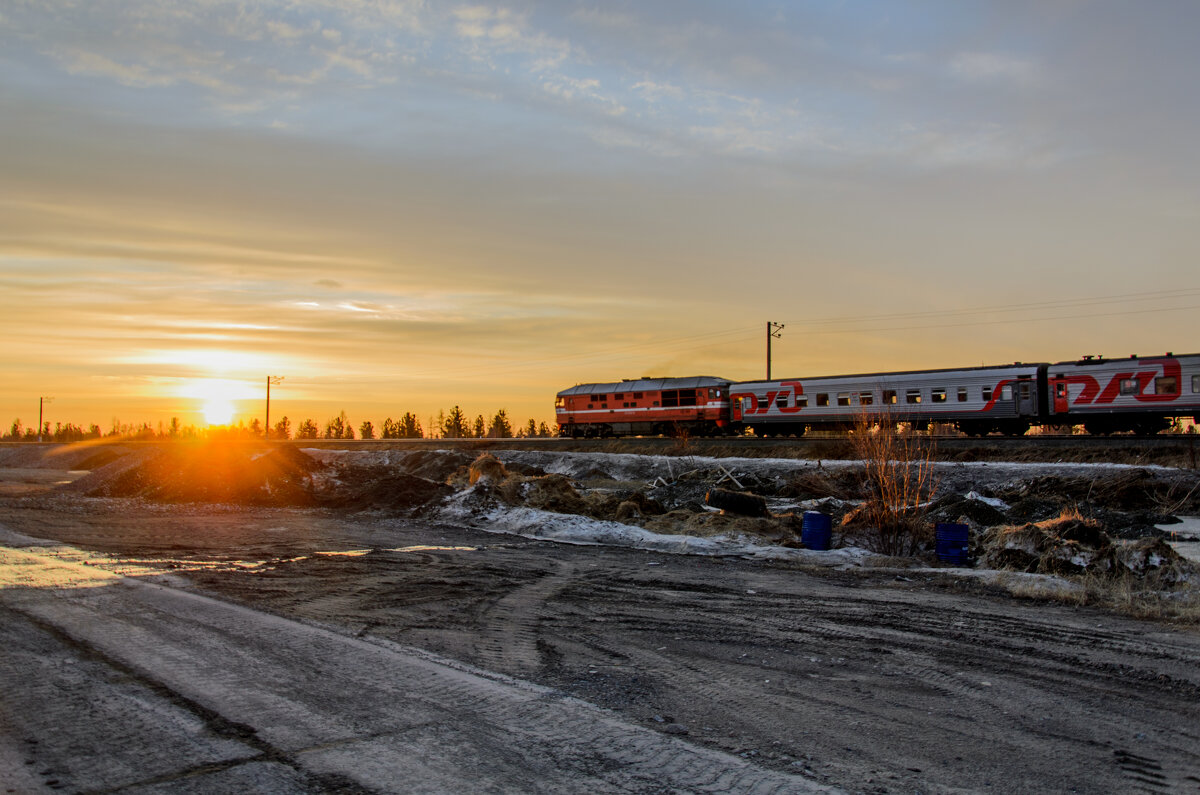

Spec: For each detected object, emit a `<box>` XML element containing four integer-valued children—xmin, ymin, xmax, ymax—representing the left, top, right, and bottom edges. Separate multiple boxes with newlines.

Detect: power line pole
<box><xmin>265</xmin><ymin>376</ymin><xmax>283</xmax><ymax>439</ymax></box>
<box><xmin>766</xmin><ymin>322</ymin><xmax>784</xmax><ymax>380</ymax></box>
<box><xmin>38</xmin><ymin>396</ymin><xmax>53</xmax><ymax>442</ymax></box>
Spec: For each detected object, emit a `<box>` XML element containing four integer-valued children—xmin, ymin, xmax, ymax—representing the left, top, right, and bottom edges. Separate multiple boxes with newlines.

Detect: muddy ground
<box><xmin>2</xmin><ymin>442</ymin><xmax>1200</xmax><ymax>793</ymax></box>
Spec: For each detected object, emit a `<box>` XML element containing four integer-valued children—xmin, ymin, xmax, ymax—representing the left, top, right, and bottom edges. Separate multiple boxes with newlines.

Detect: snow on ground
<box><xmin>438</xmin><ymin>485</ymin><xmax>871</xmax><ymax>565</ymax></box>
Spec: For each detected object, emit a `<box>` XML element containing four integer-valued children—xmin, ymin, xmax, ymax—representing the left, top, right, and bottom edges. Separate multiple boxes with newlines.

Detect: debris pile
<box><xmin>979</xmin><ymin>513</ymin><xmax>1196</xmax><ymax>583</ymax></box>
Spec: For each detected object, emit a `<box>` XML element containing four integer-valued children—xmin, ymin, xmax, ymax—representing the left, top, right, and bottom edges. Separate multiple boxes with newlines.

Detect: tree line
<box><xmin>3</xmin><ymin>409</ymin><xmax>556</xmax><ymax>442</ymax></box>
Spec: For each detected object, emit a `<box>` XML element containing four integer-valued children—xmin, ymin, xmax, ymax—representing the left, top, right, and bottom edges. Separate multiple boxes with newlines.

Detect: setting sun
<box><xmin>202</xmin><ymin>398</ymin><xmax>235</xmax><ymax>426</ymax></box>
<box><xmin>181</xmin><ymin>378</ymin><xmax>257</xmax><ymax>426</ymax></box>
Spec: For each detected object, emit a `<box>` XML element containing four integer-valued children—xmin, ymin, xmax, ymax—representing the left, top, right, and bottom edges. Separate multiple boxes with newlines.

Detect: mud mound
<box><xmin>1016</xmin><ymin>471</ymin><xmax>1174</xmax><ymax>512</ymax></box>
<box><xmin>396</xmin><ymin>450</ymin><xmax>475</xmax><ymax>482</ymax></box>
<box><xmin>980</xmin><ymin>514</ymin><xmax>1196</xmax><ymax>582</ymax></box>
<box><xmin>778</xmin><ymin>469</ymin><xmax>862</xmax><ymax>500</ymax></box>
<box><xmin>927</xmin><ymin>495</ymin><xmax>1009</xmax><ymax>528</ymax></box>
<box><xmin>320</xmin><ymin>470</ymin><xmax>452</xmax><ymax>512</ymax></box>
<box><xmin>509</xmin><ymin>474</ymin><xmax>588</xmax><ymax>514</ymax></box>
<box><xmin>0</xmin><ymin>443</ymin><xmax>137</xmax><ymax>471</ymax></box>
<box><xmin>83</xmin><ymin>443</ymin><xmax>321</xmax><ymax>506</ymax></box>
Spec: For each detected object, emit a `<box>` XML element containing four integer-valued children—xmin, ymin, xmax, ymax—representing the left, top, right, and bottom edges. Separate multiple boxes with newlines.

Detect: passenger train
<box><xmin>555</xmin><ymin>353</ymin><xmax>1200</xmax><ymax>437</ymax></box>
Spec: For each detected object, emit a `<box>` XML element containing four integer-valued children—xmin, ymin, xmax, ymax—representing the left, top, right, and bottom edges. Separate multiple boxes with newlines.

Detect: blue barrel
<box><xmin>801</xmin><ymin>511</ymin><xmax>832</xmax><ymax>551</ymax></box>
<box><xmin>935</xmin><ymin>522</ymin><xmax>970</xmax><ymax>565</ymax></box>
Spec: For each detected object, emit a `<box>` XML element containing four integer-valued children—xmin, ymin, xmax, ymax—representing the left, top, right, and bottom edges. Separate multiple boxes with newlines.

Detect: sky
<box><xmin>3</xmin><ymin>0</ymin><xmax>1199</xmax><ymax>433</ymax></box>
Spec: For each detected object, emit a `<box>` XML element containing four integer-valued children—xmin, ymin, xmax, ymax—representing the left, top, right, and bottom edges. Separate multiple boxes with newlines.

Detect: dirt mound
<box><xmin>1014</xmin><ymin>471</ymin><xmax>1188</xmax><ymax>513</ymax></box>
<box><xmin>320</xmin><ymin>470</ymin><xmax>453</xmax><ymax>512</ymax></box>
<box><xmin>0</xmin><ymin>443</ymin><xmax>137</xmax><ymax>471</ymax></box>
<box><xmin>927</xmin><ymin>495</ymin><xmax>1010</xmax><ymax>528</ymax></box>
<box><xmin>980</xmin><ymin>513</ymin><xmax>1196</xmax><ymax>583</ymax></box>
<box><xmin>82</xmin><ymin>443</ymin><xmax>321</xmax><ymax>506</ymax></box>
<box><xmin>396</xmin><ymin>450</ymin><xmax>476</xmax><ymax>482</ymax></box>
<box><xmin>778</xmin><ymin>469</ymin><xmax>862</xmax><ymax>500</ymax></box>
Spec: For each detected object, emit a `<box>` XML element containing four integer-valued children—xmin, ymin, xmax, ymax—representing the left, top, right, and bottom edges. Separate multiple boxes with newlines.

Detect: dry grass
<box><xmin>1079</xmin><ymin>570</ymin><xmax>1200</xmax><ymax>624</ymax></box>
<box><xmin>849</xmin><ymin>413</ymin><xmax>939</xmax><ymax>556</ymax></box>
<box><xmin>991</xmin><ymin>557</ymin><xmax>1200</xmax><ymax>625</ymax></box>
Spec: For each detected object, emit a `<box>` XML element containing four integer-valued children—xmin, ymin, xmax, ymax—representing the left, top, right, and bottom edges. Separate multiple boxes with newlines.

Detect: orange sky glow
<box><xmin>3</xmin><ymin>2</ymin><xmax>1199</xmax><ymax>433</ymax></box>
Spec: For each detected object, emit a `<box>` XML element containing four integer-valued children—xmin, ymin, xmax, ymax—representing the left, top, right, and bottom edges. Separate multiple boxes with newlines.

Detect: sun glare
<box><xmin>181</xmin><ymin>378</ymin><xmax>257</xmax><ymax>426</ymax></box>
<box><xmin>203</xmin><ymin>398</ymin><xmax>236</xmax><ymax>426</ymax></box>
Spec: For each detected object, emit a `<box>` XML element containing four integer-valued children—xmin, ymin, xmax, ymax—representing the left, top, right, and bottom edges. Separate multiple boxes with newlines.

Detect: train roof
<box><xmin>557</xmin><ymin>376</ymin><xmax>729</xmax><ymax>397</ymax></box>
<box><xmin>733</xmin><ymin>361</ymin><xmax>1046</xmax><ymax>388</ymax></box>
<box><xmin>1050</xmin><ymin>352</ymin><xmax>1199</xmax><ymax>367</ymax></box>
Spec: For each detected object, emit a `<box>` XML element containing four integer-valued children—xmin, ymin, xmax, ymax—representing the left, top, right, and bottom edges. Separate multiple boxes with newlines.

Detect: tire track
<box><xmin>1</xmin><ymin>542</ymin><xmax>834</xmax><ymax>794</ymax></box>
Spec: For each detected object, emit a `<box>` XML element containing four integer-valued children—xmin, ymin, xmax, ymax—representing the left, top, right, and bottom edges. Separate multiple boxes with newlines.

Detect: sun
<box><xmin>180</xmin><ymin>378</ymin><xmax>255</xmax><ymax>426</ymax></box>
<box><xmin>203</xmin><ymin>398</ymin><xmax>236</xmax><ymax>426</ymax></box>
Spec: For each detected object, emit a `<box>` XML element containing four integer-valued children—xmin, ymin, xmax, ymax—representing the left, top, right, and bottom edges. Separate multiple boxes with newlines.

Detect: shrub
<box><xmin>849</xmin><ymin>411</ymin><xmax>938</xmax><ymax>556</ymax></box>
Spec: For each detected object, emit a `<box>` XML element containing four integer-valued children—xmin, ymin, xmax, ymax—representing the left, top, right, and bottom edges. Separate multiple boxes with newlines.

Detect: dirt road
<box><xmin>0</xmin><ymin>529</ymin><xmax>826</xmax><ymax>794</ymax></box>
<box><xmin>2</xmin><ymin>498</ymin><xmax>1199</xmax><ymax>793</ymax></box>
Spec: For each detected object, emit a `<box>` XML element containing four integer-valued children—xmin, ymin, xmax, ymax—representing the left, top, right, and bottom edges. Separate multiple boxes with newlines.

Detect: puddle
<box><xmin>386</xmin><ymin>545</ymin><xmax>477</xmax><ymax>553</ymax></box>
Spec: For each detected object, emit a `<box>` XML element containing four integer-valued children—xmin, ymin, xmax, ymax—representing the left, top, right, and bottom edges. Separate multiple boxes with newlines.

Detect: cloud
<box><xmin>950</xmin><ymin>51</ymin><xmax>1040</xmax><ymax>86</ymax></box>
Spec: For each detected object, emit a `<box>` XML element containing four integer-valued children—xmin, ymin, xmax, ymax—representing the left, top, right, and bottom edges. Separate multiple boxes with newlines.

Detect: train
<box><xmin>555</xmin><ymin>352</ymin><xmax>1200</xmax><ymax>438</ymax></box>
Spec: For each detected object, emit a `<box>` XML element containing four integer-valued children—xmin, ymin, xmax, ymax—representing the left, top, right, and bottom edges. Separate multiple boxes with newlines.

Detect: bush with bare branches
<box><xmin>849</xmin><ymin>412</ymin><xmax>939</xmax><ymax>556</ymax></box>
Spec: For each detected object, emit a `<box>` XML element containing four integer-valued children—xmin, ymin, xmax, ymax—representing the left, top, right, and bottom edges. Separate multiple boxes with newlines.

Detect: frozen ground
<box><xmin>2</xmin><ymin>442</ymin><xmax>1199</xmax><ymax>793</ymax></box>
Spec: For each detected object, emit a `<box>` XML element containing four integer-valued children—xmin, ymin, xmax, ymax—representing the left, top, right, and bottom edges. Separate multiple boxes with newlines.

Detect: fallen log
<box><xmin>705</xmin><ymin>488</ymin><xmax>770</xmax><ymax>517</ymax></box>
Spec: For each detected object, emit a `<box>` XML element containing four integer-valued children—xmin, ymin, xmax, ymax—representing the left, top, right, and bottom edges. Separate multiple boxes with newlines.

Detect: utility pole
<box><xmin>38</xmin><ymin>396</ymin><xmax>53</xmax><ymax>442</ymax></box>
<box><xmin>265</xmin><ymin>376</ymin><xmax>283</xmax><ymax>439</ymax></box>
<box><xmin>766</xmin><ymin>322</ymin><xmax>784</xmax><ymax>380</ymax></box>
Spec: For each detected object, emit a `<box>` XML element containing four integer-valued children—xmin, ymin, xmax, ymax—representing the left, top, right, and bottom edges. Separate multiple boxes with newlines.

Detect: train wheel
<box><xmin>1000</xmin><ymin>421</ymin><xmax>1030</xmax><ymax>437</ymax></box>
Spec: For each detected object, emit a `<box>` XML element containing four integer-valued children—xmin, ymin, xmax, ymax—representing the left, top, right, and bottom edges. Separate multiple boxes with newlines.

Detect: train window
<box><xmin>601</xmin><ymin>403</ymin><xmax>608</xmax><ymax>409</ymax></box>
<box><xmin>587</xmin><ymin>403</ymin><xmax>594</xmax><ymax>409</ymax></box>
<box><xmin>555</xmin><ymin>397</ymin><xmax>565</xmax><ymax>408</ymax></box>
<box><xmin>1119</xmin><ymin>378</ymin><xmax>1139</xmax><ymax>396</ymax></box>
<box><xmin>797</xmin><ymin>395</ymin><xmax>809</xmax><ymax>407</ymax></box>
<box><xmin>883</xmin><ymin>390</ymin><xmax>897</xmax><ymax>405</ymax></box>
<box><xmin>1193</xmin><ymin>375</ymin><xmax>1200</xmax><ymax>393</ymax></box>
<box><xmin>1155</xmin><ymin>377</ymin><xmax>1178</xmax><ymax>395</ymax></box>
<box><xmin>634</xmin><ymin>392</ymin><xmax>643</xmax><ymax>399</ymax></box>
<box><xmin>775</xmin><ymin>394</ymin><xmax>789</xmax><ymax>409</ymax></box>
<box><xmin>1000</xmin><ymin>385</ymin><xmax>1013</xmax><ymax>400</ymax></box>
<box><xmin>679</xmin><ymin>391</ymin><xmax>698</xmax><ymax>406</ymax></box>
<box><xmin>614</xmin><ymin>393</ymin><xmax>624</xmax><ymax>400</ymax></box>
<box><xmin>662</xmin><ymin>390</ymin><xmax>679</xmax><ymax>407</ymax></box>
<box><xmin>653</xmin><ymin>401</ymin><xmax>660</xmax><ymax>406</ymax></box>
<box><xmin>593</xmin><ymin>394</ymin><xmax>606</xmax><ymax>401</ymax></box>
<box><xmin>837</xmin><ymin>393</ymin><xmax>851</xmax><ymax>406</ymax></box>
<box><xmin>957</xmin><ymin>387</ymin><xmax>968</xmax><ymax>402</ymax></box>
<box><xmin>906</xmin><ymin>389</ymin><xmax>921</xmax><ymax>404</ymax></box>
<box><xmin>982</xmin><ymin>386</ymin><xmax>992</xmax><ymax>402</ymax></box>
<box><xmin>816</xmin><ymin>393</ymin><xmax>829</xmax><ymax>407</ymax></box>
<box><xmin>860</xmin><ymin>392</ymin><xmax>873</xmax><ymax>406</ymax></box>
<box><xmin>931</xmin><ymin>388</ymin><xmax>946</xmax><ymax>403</ymax></box>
